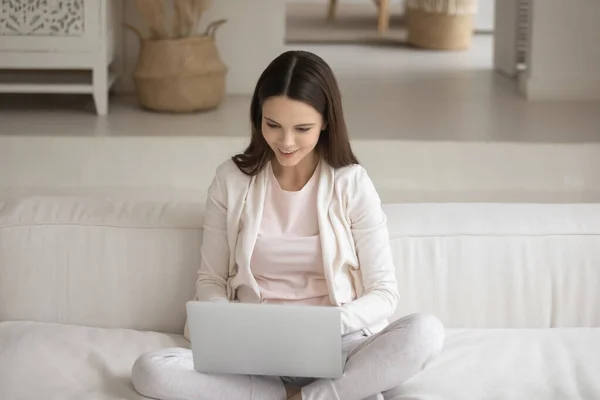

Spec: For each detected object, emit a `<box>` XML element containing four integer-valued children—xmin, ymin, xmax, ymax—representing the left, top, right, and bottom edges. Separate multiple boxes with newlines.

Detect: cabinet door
<box><xmin>0</xmin><ymin>0</ymin><xmax>101</xmax><ymax>52</ymax></box>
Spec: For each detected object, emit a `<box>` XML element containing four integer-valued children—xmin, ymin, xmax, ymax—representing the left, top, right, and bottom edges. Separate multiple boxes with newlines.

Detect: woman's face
<box><xmin>261</xmin><ymin>95</ymin><xmax>324</xmax><ymax>168</ymax></box>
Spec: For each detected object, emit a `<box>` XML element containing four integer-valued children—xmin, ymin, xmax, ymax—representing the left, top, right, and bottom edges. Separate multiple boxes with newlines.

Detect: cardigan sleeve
<box><xmin>339</xmin><ymin>166</ymin><xmax>399</xmax><ymax>335</ymax></box>
<box><xmin>185</xmin><ymin>164</ymin><xmax>231</xmax><ymax>340</ymax></box>
<box><xmin>195</xmin><ymin>165</ymin><xmax>231</xmax><ymax>303</ymax></box>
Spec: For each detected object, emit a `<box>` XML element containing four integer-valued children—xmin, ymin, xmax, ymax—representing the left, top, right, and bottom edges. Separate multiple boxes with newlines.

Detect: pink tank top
<box><xmin>250</xmin><ymin>162</ymin><xmax>331</xmax><ymax>306</ymax></box>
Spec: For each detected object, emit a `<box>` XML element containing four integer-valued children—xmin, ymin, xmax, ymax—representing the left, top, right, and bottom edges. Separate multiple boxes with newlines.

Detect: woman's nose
<box><xmin>280</xmin><ymin>130</ymin><xmax>295</xmax><ymax>147</ymax></box>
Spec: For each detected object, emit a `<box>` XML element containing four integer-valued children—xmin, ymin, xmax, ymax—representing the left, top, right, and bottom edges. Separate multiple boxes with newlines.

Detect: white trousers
<box><xmin>132</xmin><ymin>313</ymin><xmax>444</xmax><ymax>400</ymax></box>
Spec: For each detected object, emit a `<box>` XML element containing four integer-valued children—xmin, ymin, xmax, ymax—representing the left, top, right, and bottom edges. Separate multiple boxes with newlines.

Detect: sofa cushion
<box><xmin>386</xmin><ymin>327</ymin><xmax>600</xmax><ymax>400</ymax></box>
<box><xmin>0</xmin><ymin>321</ymin><xmax>188</xmax><ymax>400</ymax></box>
<box><xmin>1</xmin><ymin>321</ymin><xmax>599</xmax><ymax>400</ymax></box>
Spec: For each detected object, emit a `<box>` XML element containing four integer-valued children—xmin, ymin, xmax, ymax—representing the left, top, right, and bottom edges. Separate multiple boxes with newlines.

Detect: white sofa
<box><xmin>1</xmin><ymin>196</ymin><xmax>600</xmax><ymax>399</ymax></box>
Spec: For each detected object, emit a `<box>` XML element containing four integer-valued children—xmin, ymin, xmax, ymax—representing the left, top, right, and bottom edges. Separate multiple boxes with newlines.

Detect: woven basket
<box><xmin>130</xmin><ymin>20</ymin><xmax>228</xmax><ymax>113</ymax></box>
<box><xmin>406</xmin><ymin>0</ymin><xmax>477</xmax><ymax>50</ymax></box>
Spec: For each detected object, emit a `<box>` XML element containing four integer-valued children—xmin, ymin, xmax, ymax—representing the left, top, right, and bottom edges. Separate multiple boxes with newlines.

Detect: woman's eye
<box><xmin>296</xmin><ymin>127</ymin><xmax>310</xmax><ymax>133</ymax></box>
<box><xmin>266</xmin><ymin>123</ymin><xmax>279</xmax><ymax>128</ymax></box>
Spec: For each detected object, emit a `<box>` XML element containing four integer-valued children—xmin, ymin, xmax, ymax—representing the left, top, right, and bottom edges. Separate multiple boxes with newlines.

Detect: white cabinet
<box><xmin>0</xmin><ymin>0</ymin><xmax>121</xmax><ymax>115</ymax></box>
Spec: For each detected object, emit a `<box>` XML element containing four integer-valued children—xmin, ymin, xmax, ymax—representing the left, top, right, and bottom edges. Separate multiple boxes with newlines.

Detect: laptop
<box><xmin>185</xmin><ymin>301</ymin><xmax>343</xmax><ymax>378</ymax></box>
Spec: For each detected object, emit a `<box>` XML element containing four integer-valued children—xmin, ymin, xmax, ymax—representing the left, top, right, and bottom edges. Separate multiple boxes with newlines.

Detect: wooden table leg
<box><xmin>378</xmin><ymin>0</ymin><xmax>390</xmax><ymax>33</ymax></box>
<box><xmin>327</xmin><ymin>0</ymin><xmax>339</xmax><ymax>21</ymax></box>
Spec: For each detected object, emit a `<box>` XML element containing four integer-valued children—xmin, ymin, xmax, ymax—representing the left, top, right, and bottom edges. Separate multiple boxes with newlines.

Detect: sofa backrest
<box><xmin>385</xmin><ymin>203</ymin><xmax>600</xmax><ymax>328</ymax></box>
<box><xmin>1</xmin><ymin>196</ymin><xmax>599</xmax><ymax>333</ymax></box>
<box><xmin>0</xmin><ymin>196</ymin><xmax>202</xmax><ymax>334</ymax></box>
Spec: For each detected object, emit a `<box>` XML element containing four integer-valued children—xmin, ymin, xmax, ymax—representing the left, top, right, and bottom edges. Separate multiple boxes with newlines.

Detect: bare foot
<box><xmin>288</xmin><ymin>392</ymin><xmax>303</xmax><ymax>400</ymax></box>
<box><xmin>285</xmin><ymin>384</ymin><xmax>302</xmax><ymax>400</ymax></box>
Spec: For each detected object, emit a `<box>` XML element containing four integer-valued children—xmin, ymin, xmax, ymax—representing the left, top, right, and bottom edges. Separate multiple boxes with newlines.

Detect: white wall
<box><xmin>474</xmin><ymin>0</ymin><xmax>495</xmax><ymax>32</ymax></box>
<box><xmin>493</xmin><ymin>0</ymin><xmax>518</xmax><ymax>76</ymax></box>
<box><xmin>519</xmin><ymin>0</ymin><xmax>600</xmax><ymax>100</ymax></box>
<box><xmin>119</xmin><ymin>0</ymin><xmax>497</xmax><ymax>96</ymax></box>
<box><xmin>119</xmin><ymin>0</ymin><xmax>285</xmax><ymax>95</ymax></box>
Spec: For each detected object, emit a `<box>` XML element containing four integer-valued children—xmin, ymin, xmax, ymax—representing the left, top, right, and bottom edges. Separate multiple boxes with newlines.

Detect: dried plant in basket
<box><xmin>172</xmin><ymin>0</ymin><xmax>213</xmax><ymax>38</ymax></box>
<box><xmin>132</xmin><ymin>0</ymin><xmax>220</xmax><ymax>40</ymax></box>
<box><xmin>133</xmin><ymin>0</ymin><xmax>170</xmax><ymax>39</ymax></box>
<box><xmin>127</xmin><ymin>0</ymin><xmax>228</xmax><ymax>113</ymax></box>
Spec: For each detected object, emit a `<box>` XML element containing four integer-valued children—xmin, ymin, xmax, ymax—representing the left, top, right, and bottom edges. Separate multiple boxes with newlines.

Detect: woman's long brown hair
<box><xmin>232</xmin><ymin>50</ymin><xmax>359</xmax><ymax>176</ymax></box>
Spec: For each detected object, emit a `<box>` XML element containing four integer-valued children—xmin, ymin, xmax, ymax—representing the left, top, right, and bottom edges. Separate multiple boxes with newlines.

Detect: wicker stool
<box><xmin>327</xmin><ymin>0</ymin><xmax>391</xmax><ymax>34</ymax></box>
<box><xmin>406</xmin><ymin>0</ymin><xmax>477</xmax><ymax>50</ymax></box>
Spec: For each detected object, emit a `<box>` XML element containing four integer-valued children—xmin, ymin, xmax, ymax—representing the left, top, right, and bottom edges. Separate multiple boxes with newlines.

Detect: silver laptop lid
<box><xmin>186</xmin><ymin>301</ymin><xmax>343</xmax><ymax>378</ymax></box>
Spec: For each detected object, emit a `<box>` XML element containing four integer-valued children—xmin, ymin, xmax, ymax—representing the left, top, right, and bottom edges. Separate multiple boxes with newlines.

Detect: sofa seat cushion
<box><xmin>386</xmin><ymin>327</ymin><xmax>600</xmax><ymax>400</ymax></box>
<box><xmin>0</xmin><ymin>321</ymin><xmax>189</xmax><ymax>400</ymax></box>
<box><xmin>2</xmin><ymin>322</ymin><xmax>600</xmax><ymax>400</ymax></box>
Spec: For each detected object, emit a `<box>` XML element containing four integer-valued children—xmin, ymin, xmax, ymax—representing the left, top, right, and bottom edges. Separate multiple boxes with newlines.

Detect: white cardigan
<box><xmin>194</xmin><ymin>158</ymin><xmax>398</xmax><ymax>336</ymax></box>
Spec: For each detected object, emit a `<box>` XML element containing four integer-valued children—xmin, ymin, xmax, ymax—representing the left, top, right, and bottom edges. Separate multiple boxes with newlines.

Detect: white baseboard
<box><xmin>520</xmin><ymin>74</ymin><xmax>600</xmax><ymax>101</ymax></box>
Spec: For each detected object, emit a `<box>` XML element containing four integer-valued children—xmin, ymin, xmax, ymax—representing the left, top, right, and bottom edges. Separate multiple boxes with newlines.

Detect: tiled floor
<box><xmin>2</xmin><ymin>36</ymin><xmax>599</xmax><ymax>143</ymax></box>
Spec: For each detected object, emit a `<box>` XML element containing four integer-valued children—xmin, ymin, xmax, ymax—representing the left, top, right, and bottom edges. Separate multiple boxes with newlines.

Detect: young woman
<box><xmin>131</xmin><ymin>50</ymin><xmax>444</xmax><ymax>400</ymax></box>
